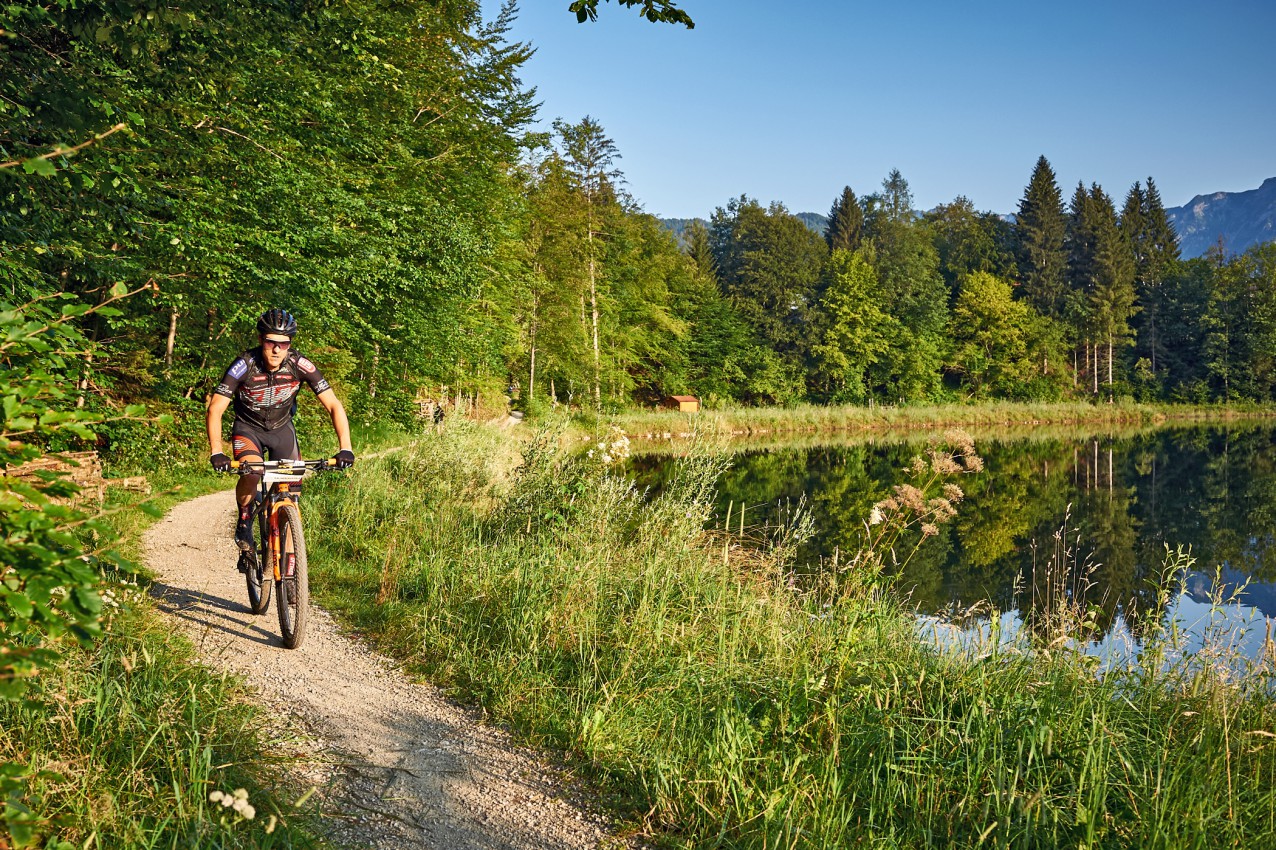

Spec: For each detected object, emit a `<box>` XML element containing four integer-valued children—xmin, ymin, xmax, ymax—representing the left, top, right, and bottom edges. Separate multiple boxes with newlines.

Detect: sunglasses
<box><xmin>262</xmin><ymin>338</ymin><xmax>292</xmax><ymax>349</ymax></box>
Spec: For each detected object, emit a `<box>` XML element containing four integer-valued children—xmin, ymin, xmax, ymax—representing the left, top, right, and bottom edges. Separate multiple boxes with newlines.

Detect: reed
<box><xmin>305</xmin><ymin>422</ymin><xmax>1276</xmax><ymax>848</ymax></box>
<box><xmin>608</xmin><ymin>399</ymin><xmax>1276</xmax><ymax>443</ymax></box>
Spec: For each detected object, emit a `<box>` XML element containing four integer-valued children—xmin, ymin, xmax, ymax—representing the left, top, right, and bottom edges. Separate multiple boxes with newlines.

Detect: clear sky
<box><xmin>479</xmin><ymin>0</ymin><xmax>1276</xmax><ymax>219</ymax></box>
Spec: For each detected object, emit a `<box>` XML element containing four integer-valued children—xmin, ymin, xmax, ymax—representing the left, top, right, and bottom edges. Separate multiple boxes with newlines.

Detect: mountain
<box><xmin>659</xmin><ymin>218</ymin><xmax>706</xmax><ymax>242</ymax></box>
<box><xmin>1165</xmin><ymin>177</ymin><xmax>1276</xmax><ymax>258</ymax></box>
<box><xmin>659</xmin><ymin>212</ymin><xmax>828</xmax><ymax>242</ymax></box>
<box><xmin>795</xmin><ymin>212</ymin><xmax>828</xmax><ymax>234</ymax></box>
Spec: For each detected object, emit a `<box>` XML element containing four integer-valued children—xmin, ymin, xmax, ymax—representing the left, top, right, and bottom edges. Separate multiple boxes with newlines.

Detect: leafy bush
<box><xmin>0</xmin><ymin>290</ymin><xmax>164</xmax><ymax>845</ymax></box>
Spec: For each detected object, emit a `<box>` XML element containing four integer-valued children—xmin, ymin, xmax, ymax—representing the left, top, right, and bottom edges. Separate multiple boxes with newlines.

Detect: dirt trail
<box><xmin>147</xmin><ymin>489</ymin><xmax>629</xmax><ymax>849</ymax></box>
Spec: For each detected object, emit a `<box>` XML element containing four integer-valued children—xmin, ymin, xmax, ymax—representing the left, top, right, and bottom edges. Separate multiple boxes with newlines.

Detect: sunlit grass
<box><xmin>606</xmin><ymin>399</ymin><xmax>1276</xmax><ymax>443</ymax></box>
<box><xmin>0</xmin><ymin>422</ymin><xmax>407</xmax><ymax>849</ymax></box>
<box><xmin>306</xmin><ymin>422</ymin><xmax>1276</xmax><ymax>848</ymax></box>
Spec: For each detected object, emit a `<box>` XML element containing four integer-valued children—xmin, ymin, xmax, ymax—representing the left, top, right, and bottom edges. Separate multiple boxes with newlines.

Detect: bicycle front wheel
<box><xmin>245</xmin><ymin>508</ymin><xmax>272</xmax><ymax>615</ymax></box>
<box><xmin>273</xmin><ymin>503</ymin><xmax>309</xmax><ymax>649</ymax></box>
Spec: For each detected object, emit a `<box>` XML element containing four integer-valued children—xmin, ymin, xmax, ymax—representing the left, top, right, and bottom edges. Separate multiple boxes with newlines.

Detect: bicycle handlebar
<box><xmin>224</xmin><ymin>459</ymin><xmax>340</xmax><ymax>474</ymax></box>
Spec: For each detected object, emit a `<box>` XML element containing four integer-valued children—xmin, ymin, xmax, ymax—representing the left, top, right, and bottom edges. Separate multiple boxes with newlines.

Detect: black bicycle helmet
<box><xmin>257</xmin><ymin>308</ymin><xmax>298</xmax><ymax>338</ymax></box>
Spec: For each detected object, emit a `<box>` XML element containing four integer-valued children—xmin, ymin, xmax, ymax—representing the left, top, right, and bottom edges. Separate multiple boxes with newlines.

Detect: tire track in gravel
<box><xmin>147</xmin><ymin>489</ymin><xmax>632</xmax><ymax>850</ymax></box>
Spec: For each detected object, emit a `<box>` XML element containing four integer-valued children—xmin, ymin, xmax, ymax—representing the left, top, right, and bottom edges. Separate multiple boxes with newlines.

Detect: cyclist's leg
<box><xmin>231</xmin><ymin>427</ymin><xmax>265</xmax><ymax>550</ymax></box>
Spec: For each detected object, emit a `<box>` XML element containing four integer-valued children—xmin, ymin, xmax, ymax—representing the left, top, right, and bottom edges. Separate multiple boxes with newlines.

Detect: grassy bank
<box><xmin>0</xmin><ymin>465</ymin><xmax>330</xmax><ymax>848</ymax></box>
<box><xmin>0</xmin><ymin>422</ymin><xmax>412</xmax><ymax>848</ymax></box>
<box><xmin>304</xmin><ymin>423</ymin><xmax>1276</xmax><ymax>848</ymax></box>
<box><xmin>607</xmin><ymin>400</ymin><xmax>1276</xmax><ymax>442</ymax></box>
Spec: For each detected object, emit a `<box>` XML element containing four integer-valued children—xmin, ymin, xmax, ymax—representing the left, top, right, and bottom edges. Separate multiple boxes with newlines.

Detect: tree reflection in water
<box><xmin>629</xmin><ymin>423</ymin><xmax>1276</xmax><ymax>652</ymax></box>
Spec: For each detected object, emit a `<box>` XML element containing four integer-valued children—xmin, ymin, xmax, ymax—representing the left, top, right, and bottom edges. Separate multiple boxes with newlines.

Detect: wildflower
<box><xmin>869</xmin><ymin>506</ymin><xmax>884</xmax><ymax>526</ymax></box>
<box><xmin>894</xmin><ymin>484</ymin><xmax>927</xmax><ymax>514</ymax></box>
<box><xmin>928</xmin><ymin>451</ymin><xmax>963</xmax><ymax>475</ymax></box>
<box><xmin>943</xmin><ymin>483</ymin><xmax>964</xmax><ymax>502</ymax></box>
<box><xmin>921</xmin><ymin>523</ymin><xmax>939</xmax><ymax>537</ymax></box>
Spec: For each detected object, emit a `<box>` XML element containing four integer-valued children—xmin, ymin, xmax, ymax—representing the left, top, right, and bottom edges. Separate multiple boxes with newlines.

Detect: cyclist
<box><xmin>206</xmin><ymin>308</ymin><xmax>354</xmax><ymax>551</ymax></box>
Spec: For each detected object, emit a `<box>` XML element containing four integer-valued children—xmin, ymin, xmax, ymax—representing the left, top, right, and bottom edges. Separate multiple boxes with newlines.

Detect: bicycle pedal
<box><xmin>237</xmin><ymin>553</ymin><xmax>252</xmax><ymax>574</ymax></box>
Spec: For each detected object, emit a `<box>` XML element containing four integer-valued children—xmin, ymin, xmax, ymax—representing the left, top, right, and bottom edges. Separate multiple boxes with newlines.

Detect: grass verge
<box><xmin>1</xmin><ymin>421</ymin><xmax>413</xmax><ymax>848</ymax></box>
<box><xmin>304</xmin><ymin>421</ymin><xmax>1276</xmax><ymax>849</ymax></box>
<box><xmin>606</xmin><ymin>400</ymin><xmax>1276</xmax><ymax>442</ymax></box>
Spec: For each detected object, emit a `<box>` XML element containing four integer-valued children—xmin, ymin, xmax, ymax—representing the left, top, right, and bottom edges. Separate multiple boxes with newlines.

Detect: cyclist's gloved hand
<box><xmin>210</xmin><ymin>452</ymin><xmax>232</xmax><ymax>472</ymax></box>
<box><xmin>334</xmin><ymin>449</ymin><xmax>355</xmax><ymax>470</ymax></box>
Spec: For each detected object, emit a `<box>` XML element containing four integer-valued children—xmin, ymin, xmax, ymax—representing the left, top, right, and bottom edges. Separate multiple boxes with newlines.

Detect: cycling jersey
<box><xmin>214</xmin><ymin>348</ymin><xmax>332</xmax><ymax>431</ymax></box>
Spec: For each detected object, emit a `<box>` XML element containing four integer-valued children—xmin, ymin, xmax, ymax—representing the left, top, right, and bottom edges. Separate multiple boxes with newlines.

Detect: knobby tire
<box><xmin>274</xmin><ymin>503</ymin><xmax>309</xmax><ymax>649</ymax></box>
<box><xmin>245</xmin><ymin>508</ymin><xmax>272</xmax><ymax>614</ymax></box>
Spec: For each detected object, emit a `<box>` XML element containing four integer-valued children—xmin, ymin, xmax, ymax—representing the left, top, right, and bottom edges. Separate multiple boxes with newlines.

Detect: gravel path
<box><xmin>146</xmin><ymin>489</ymin><xmax>632</xmax><ymax>849</ymax></box>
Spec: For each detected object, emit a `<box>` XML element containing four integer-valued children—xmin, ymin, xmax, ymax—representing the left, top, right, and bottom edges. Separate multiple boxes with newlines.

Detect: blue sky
<box><xmin>479</xmin><ymin>1</ymin><xmax>1276</xmax><ymax>218</ymax></box>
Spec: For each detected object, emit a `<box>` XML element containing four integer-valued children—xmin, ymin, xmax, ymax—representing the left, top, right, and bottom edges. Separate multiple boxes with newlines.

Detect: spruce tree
<box><xmin>1086</xmin><ymin>184</ymin><xmax>1138</xmax><ymax>394</ymax></box>
<box><xmin>825</xmin><ymin>186</ymin><xmax>864</xmax><ymax>253</ymax></box>
<box><xmin>1123</xmin><ymin>177</ymin><xmax>1182</xmax><ymax>383</ymax></box>
<box><xmin>683</xmin><ymin>219</ymin><xmax>717</xmax><ymax>279</ymax></box>
<box><xmin>1015</xmin><ymin>156</ymin><xmax>1069</xmax><ymax>321</ymax></box>
<box><xmin>1067</xmin><ymin>182</ymin><xmax>1098</xmax><ymax>389</ymax></box>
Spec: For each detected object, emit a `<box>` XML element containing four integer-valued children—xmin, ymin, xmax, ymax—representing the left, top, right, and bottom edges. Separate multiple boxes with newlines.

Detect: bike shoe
<box><xmin>235</xmin><ymin>519</ymin><xmax>255</xmax><ymax>552</ymax></box>
<box><xmin>237</xmin><ymin>552</ymin><xmax>252</xmax><ymax>574</ymax></box>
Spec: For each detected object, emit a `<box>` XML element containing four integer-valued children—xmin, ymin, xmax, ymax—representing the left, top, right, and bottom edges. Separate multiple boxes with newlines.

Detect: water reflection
<box><xmin>630</xmin><ymin>423</ymin><xmax>1276</xmax><ymax>658</ymax></box>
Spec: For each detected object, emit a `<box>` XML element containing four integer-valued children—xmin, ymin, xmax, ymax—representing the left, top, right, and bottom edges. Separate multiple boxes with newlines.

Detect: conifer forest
<box><xmin>5</xmin><ymin>1</ymin><xmax>1275</xmax><ymax>434</ymax></box>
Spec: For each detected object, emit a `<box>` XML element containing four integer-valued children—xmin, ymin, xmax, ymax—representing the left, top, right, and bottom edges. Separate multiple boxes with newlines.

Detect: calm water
<box><xmin>631</xmin><ymin>423</ymin><xmax>1276</xmax><ymax>659</ymax></box>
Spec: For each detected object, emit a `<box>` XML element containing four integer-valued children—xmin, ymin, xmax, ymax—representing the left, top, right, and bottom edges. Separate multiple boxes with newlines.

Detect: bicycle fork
<box><xmin>268</xmin><ymin>498</ymin><xmax>301</xmax><ymax>582</ymax></box>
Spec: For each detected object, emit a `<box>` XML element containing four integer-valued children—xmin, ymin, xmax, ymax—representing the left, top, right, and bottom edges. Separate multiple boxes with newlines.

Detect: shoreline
<box><xmin>605</xmin><ymin>401</ymin><xmax>1276</xmax><ymax>442</ymax></box>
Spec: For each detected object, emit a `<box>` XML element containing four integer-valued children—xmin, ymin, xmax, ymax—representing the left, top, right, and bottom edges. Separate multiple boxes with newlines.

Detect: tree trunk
<box><xmin>1107</xmin><ymin>335</ymin><xmax>1114</xmax><ymax>398</ymax></box>
<box><xmin>1091</xmin><ymin>341</ymin><xmax>1098</xmax><ymax>395</ymax></box>
<box><xmin>77</xmin><ymin>352</ymin><xmax>93</xmax><ymax>409</ymax></box>
<box><xmin>369</xmin><ymin>343</ymin><xmax>380</xmax><ymax>399</ymax></box>
<box><xmin>528</xmin><ymin>343</ymin><xmax>537</xmax><ymax>404</ymax></box>
<box><xmin>165</xmin><ymin>306</ymin><xmax>179</xmax><ymax>374</ymax></box>
<box><xmin>588</xmin><ymin>223</ymin><xmax>601</xmax><ymax>411</ymax></box>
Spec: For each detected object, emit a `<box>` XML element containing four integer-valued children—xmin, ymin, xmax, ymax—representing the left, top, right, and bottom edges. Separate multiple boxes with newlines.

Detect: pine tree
<box><xmin>683</xmin><ymin>219</ymin><xmax>717</xmax><ymax>278</ymax></box>
<box><xmin>553</xmin><ymin>115</ymin><xmax>623</xmax><ymax>409</ymax></box>
<box><xmin>1084</xmin><ymin>184</ymin><xmax>1138</xmax><ymax>395</ymax></box>
<box><xmin>1015</xmin><ymin>156</ymin><xmax>1069</xmax><ymax>321</ymax></box>
<box><xmin>1067</xmin><ymin>182</ymin><xmax>1098</xmax><ymax>390</ymax></box>
<box><xmin>1122</xmin><ymin>177</ymin><xmax>1183</xmax><ymax>385</ymax></box>
<box><xmin>825</xmin><ymin>186</ymin><xmax>863</xmax><ymax>253</ymax></box>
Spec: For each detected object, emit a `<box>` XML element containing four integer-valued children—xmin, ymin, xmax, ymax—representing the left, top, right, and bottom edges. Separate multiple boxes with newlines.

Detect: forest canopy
<box><xmin>3</xmin><ymin>0</ymin><xmax>1274</xmax><ymax>449</ymax></box>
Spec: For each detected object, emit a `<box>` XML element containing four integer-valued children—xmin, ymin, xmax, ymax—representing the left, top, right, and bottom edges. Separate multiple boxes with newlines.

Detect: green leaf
<box><xmin>109</xmin><ymin>282</ymin><xmax>129</xmax><ymax>298</ymax></box>
<box><xmin>3</xmin><ymin>592</ymin><xmax>34</xmax><ymax>620</ymax></box>
<box><xmin>20</xmin><ymin>157</ymin><xmax>57</xmax><ymax>177</ymax></box>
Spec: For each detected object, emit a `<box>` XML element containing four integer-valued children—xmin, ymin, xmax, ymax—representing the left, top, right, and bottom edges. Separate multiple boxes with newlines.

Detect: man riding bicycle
<box><xmin>206</xmin><ymin>308</ymin><xmax>355</xmax><ymax>551</ymax></box>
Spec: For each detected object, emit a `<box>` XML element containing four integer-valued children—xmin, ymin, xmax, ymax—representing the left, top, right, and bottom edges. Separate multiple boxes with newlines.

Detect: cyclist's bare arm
<box><xmin>316</xmin><ymin>388</ymin><xmax>352</xmax><ymax>453</ymax></box>
<box><xmin>206</xmin><ymin>393</ymin><xmax>232</xmax><ymax>457</ymax></box>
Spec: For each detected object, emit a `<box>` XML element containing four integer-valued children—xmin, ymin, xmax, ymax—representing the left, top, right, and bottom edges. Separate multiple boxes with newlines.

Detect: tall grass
<box><xmin>305</xmin><ymin>423</ymin><xmax>1276</xmax><ymax>848</ymax></box>
<box><xmin>0</xmin><ymin>602</ymin><xmax>325</xmax><ymax>848</ymax></box>
<box><xmin>608</xmin><ymin>399</ymin><xmax>1276</xmax><ymax>443</ymax></box>
<box><xmin>0</xmin><ymin>427</ymin><xmax>413</xmax><ymax>848</ymax></box>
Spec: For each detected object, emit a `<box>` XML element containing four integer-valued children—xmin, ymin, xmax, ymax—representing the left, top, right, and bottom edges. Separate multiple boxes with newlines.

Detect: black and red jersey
<box><xmin>213</xmin><ymin>348</ymin><xmax>332</xmax><ymax>431</ymax></box>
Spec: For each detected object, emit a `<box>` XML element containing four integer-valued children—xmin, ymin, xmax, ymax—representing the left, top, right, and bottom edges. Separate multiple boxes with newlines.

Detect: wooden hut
<box><xmin>662</xmin><ymin>395</ymin><xmax>700</xmax><ymax>413</ymax></box>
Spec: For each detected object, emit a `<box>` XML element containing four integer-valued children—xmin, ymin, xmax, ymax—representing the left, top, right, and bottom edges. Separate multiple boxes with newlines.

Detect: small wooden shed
<box><xmin>662</xmin><ymin>395</ymin><xmax>700</xmax><ymax>413</ymax></box>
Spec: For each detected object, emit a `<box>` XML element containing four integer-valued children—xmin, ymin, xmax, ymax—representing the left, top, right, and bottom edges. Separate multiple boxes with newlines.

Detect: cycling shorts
<box><xmin>231</xmin><ymin>421</ymin><xmax>300</xmax><ymax>462</ymax></box>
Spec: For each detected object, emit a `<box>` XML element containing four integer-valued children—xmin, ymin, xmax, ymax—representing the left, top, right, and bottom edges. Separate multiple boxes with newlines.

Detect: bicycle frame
<box><xmin>233</xmin><ymin>460</ymin><xmax>327</xmax><ymax>580</ymax></box>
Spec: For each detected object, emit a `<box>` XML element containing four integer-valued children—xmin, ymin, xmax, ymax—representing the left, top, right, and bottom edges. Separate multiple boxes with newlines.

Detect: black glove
<box><xmin>210</xmin><ymin>452</ymin><xmax>232</xmax><ymax>472</ymax></box>
<box><xmin>334</xmin><ymin>449</ymin><xmax>355</xmax><ymax>470</ymax></box>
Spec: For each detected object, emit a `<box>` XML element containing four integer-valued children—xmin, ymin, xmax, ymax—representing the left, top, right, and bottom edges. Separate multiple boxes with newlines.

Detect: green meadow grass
<box><xmin>0</xmin><ymin>415</ymin><xmax>412</xmax><ymax>849</ymax></box>
<box><xmin>606</xmin><ymin>400</ymin><xmax>1276</xmax><ymax>442</ymax></box>
<box><xmin>303</xmin><ymin>422</ymin><xmax>1276</xmax><ymax>848</ymax></box>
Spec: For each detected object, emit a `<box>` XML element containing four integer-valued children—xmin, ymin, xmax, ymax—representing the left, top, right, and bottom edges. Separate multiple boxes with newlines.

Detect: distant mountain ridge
<box><xmin>1165</xmin><ymin>177</ymin><xmax>1276</xmax><ymax>258</ymax></box>
<box><xmin>660</xmin><ymin>178</ymin><xmax>1276</xmax><ymax>259</ymax></box>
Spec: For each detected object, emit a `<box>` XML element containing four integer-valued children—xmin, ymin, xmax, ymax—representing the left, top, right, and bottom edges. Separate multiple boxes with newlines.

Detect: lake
<box><xmin>630</xmin><ymin>422</ymin><xmax>1276</xmax><ymax>662</ymax></box>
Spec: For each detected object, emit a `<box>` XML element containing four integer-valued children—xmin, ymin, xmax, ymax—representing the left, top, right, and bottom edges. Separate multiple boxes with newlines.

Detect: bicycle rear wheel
<box><xmin>245</xmin><ymin>508</ymin><xmax>272</xmax><ymax>614</ymax></box>
<box><xmin>274</xmin><ymin>503</ymin><xmax>309</xmax><ymax>649</ymax></box>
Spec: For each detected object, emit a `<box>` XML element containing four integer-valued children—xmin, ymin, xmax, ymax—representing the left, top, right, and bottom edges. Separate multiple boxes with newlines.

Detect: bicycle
<box><xmin>224</xmin><ymin>458</ymin><xmax>339</xmax><ymax>649</ymax></box>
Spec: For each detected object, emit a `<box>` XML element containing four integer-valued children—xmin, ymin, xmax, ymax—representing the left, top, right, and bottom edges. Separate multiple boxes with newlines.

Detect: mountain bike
<box><xmin>226</xmin><ymin>459</ymin><xmax>338</xmax><ymax>649</ymax></box>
